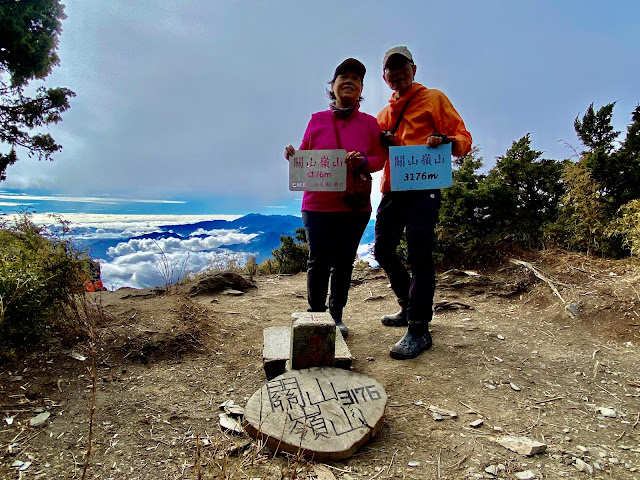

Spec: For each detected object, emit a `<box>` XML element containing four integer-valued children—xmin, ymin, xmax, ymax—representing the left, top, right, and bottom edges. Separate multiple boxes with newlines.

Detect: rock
<box><xmin>497</xmin><ymin>436</ymin><xmax>547</xmax><ymax>456</ymax></box>
<box><xmin>510</xmin><ymin>382</ymin><xmax>521</xmax><ymax>391</ymax></box>
<box><xmin>219</xmin><ymin>413</ymin><xmax>245</xmax><ymax>435</ymax></box>
<box><xmin>189</xmin><ymin>272</ymin><xmax>255</xmax><ymax>296</ymax></box>
<box><xmin>575</xmin><ymin>458</ymin><xmax>593</xmax><ymax>474</ymax></box>
<box><xmin>407</xmin><ymin>461</ymin><xmax>420</xmax><ymax>467</ymax></box>
<box><xmin>69</xmin><ymin>351</ymin><xmax>87</xmax><ymax>361</ymax></box>
<box><xmin>223</xmin><ymin>289</ymin><xmax>244</xmax><ymax>296</ymax></box>
<box><xmin>308</xmin><ymin>464</ymin><xmax>336</xmax><ymax>479</ymax></box>
<box><xmin>469</xmin><ymin>419</ymin><xmax>484</xmax><ymax>428</ymax></box>
<box><xmin>565</xmin><ymin>301</ymin><xmax>582</xmax><ymax>319</ymax></box>
<box><xmin>596</xmin><ymin>407</ymin><xmax>616</xmax><ymax>418</ymax></box>
<box><xmin>428</xmin><ymin>405</ymin><xmax>457</xmax><ymax>418</ymax></box>
<box><xmin>244</xmin><ymin>367</ymin><xmax>387</xmax><ymax>461</ymax></box>
<box><xmin>514</xmin><ymin>470</ymin><xmax>535</xmax><ymax>479</ymax></box>
<box><xmin>432</xmin><ymin>412</ymin><xmax>444</xmax><ymax>421</ymax></box>
<box><xmin>219</xmin><ymin>400</ymin><xmax>244</xmax><ymax>417</ymax></box>
<box><xmin>485</xmin><ymin>464</ymin><xmax>499</xmax><ymax>475</ymax></box>
<box><xmin>29</xmin><ymin>411</ymin><xmax>51</xmax><ymax>427</ymax></box>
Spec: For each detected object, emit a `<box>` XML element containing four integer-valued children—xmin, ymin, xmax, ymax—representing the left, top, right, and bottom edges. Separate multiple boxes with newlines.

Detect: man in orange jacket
<box><xmin>374</xmin><ymin>46</ymin><xmax>472</xmax><ymax>360</ymax></box>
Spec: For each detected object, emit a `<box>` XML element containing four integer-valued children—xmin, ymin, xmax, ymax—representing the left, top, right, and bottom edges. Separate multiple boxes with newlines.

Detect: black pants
<box><xmin>373</xmin><ymin>190</ymin><xmax>441</xmax><ymax>324</ymax></box>
<box><xmin>302</xmin><ymin>210</ymin><xmax>371</xmax><ymax>321</ymax></box>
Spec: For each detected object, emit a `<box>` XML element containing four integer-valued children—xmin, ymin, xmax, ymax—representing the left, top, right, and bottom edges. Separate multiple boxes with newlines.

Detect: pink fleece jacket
<box><xmin>298</xmin><ymin>107</ymin><xmax>387</xmax><ymax>212</ymax></box>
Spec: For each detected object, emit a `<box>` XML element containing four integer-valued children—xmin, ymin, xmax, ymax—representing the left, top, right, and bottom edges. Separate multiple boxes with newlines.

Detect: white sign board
<box><xmin>289</xmin><ymin>149</ymin><xmax>347</xmax><ymax>191</ymax></box>
<box><xmin>389</xmin><ymin>144</ymin><xmax>453</xmax><ymax>191</ymax></box>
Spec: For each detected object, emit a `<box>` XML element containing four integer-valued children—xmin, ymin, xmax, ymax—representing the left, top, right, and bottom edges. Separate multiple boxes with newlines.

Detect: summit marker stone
<box><xmin>244</xmin><ymin>367</ymin><xmax>387</xmax><ymax>461</ymax></box>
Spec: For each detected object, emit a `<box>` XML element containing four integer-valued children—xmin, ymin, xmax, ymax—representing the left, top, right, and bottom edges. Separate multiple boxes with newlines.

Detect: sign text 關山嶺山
<box><xmin>289</xmin><ymin>149</ymin><xmax>347</xmax><ymax>191</ymax></box>
<box><xmin>389</xmin><ymin>144</ymin><xmax>452</xmax><ymax>191</ymax></box>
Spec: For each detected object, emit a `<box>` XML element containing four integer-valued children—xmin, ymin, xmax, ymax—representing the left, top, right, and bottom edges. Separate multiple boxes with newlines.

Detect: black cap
<box><xmin>331</xmin><ymin>58</ymin><xmax>366</xmax><ymax>83</ymax></box>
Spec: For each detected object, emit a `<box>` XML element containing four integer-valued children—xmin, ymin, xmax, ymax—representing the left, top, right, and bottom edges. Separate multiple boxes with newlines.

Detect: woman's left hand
<box><xmin>344</xmin><ymin>151</ymin><xmax>364</xmax><ymax>168</ymax></box>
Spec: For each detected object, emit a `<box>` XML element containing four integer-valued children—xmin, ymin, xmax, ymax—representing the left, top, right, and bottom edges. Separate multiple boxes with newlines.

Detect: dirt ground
<box><xmin>1</xmin><ymin>250</ymin><xmax>639</xmax><ymax>479</ymax></box>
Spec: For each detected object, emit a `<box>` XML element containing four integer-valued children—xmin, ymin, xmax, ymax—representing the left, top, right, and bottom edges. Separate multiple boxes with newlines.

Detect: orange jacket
<box><xmin>377</xmin><ymin>82</ymin><xmax>472</xmax><ymax>193</ymax></box>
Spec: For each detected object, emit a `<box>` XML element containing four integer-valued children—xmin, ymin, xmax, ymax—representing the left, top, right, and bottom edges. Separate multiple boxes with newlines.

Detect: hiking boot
<box><xmin>381</xmin><ymin>309</ymin><xmax>408</xmax><ymax>327</ymax></box>
<box><xmin>334</xmin><ymin>319</ymin><xmax>349</xmax><ymax>338</ymax></box>
<box><xmin>389</xmin><ymin>323</ymin><xmax>432</xmax><ymax>360</ymax></box>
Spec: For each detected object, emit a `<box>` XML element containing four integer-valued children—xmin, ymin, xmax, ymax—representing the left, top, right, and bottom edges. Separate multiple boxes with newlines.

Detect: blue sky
<box><xmin>1</xmin><ymin>0</ymin><xmax>639</xmax><ymax>216</ymax></box>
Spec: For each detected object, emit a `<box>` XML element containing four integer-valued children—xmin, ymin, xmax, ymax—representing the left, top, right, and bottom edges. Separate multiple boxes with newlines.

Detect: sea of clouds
<box><xmin>18</xmin><ymin>213</ymin><xmax>376</xmax><ymax>290</ymax></box>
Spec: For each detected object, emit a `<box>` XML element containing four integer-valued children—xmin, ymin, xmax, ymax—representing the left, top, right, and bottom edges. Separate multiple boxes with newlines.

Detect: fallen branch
<box><xmin>510</xmin><ymin>259</ymin><xmax>565</xmax><ymax>304</ymax></box>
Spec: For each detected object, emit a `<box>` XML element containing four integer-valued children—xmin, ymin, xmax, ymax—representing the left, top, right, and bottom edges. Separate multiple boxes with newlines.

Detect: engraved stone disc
<box><xmin>244</xmin><ymin>367</ymin><xmax>387</xmax><ymax>461</ymax></box>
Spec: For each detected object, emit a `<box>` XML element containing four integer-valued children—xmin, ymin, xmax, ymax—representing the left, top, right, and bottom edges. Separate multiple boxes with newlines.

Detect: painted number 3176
<box><xmin>404</xmin><ymin>172</ymin><xmax>438</xmax><ymax>181</ymax></box>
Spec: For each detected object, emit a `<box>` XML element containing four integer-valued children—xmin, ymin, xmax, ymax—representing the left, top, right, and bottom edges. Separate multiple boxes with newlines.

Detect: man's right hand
<box><xmin>284</xmin><ymin>145</ymin><xmax>295</xmax><ymax>160</ymax></box>
<box><xmin>380</xmin><ymin>130</ymin><xmax>396</xmax><ymax>147</ymax></box>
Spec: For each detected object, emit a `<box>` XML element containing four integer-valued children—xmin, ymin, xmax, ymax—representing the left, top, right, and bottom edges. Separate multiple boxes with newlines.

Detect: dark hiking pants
<box><xmin>373</xmin><ymin>190</ymin><xmax>441</xmax><ymax>324</ymax></box>
<box><xmin>302</xmin><ymin>210</ymin><xmax>371</xmax><ymax>321</ymax></box>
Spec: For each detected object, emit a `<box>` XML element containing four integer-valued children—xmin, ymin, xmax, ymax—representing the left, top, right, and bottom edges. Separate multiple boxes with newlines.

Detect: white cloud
<box><xmin>101</xmin><ymin>247</ymin><xmax>252</xmax><ymax>290</ymax></box>
<box><xmin>0</xmin><ymin>192</ymin><xmax>186</xmax><ymax>205</ymax></box>
<box><xmin>105</xmin><ymin>230</ymin><xmax>257</xmax><ymax>258</ymax></box>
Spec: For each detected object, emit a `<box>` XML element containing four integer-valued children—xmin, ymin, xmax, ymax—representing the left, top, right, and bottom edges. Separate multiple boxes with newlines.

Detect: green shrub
<box><xmin>245</xmin><ymin>255</ymin><xmax>258</xmax><ymax>276</ymax></box>
<box><xmin>0</xmin><ymin>215</ymin><xmax>90</xmax><ymax>350</ymax></box>
<box><xmin>271</xmin><ymin>235</ymin><xmax>308</xmax><ymax>274</ymax></box>
<box><xmin>607</xmin><ymin>199</ymin><xmax>640</xmax><ymax>256</ymax></box>
<box><xmin>257</xmin><ymin>258</ymin><xmax>278</xmax><ymax>275</ymax></box>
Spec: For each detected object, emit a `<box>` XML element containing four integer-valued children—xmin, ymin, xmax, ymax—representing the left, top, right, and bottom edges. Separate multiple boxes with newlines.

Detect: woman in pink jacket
<box><xmin>285</xmin><ymin>58</ymin><xmax>386</xmax><ymax>337</ymax></box>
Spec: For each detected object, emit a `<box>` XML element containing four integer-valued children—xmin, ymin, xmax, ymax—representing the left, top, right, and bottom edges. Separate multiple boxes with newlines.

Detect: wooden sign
<box><xmin>289</xmin><ymin>150</ymin><xmax>347</xmax><ymax>191</ymax></box>
<box><xmin>244</xmin><ymin>367</ymin><xmax>387</xmax><ymax>461</ymax></box>
<box><xmin>389</xmin><ymin>144</ymin><xmax>452</xmax><ymax>191</ymax></box>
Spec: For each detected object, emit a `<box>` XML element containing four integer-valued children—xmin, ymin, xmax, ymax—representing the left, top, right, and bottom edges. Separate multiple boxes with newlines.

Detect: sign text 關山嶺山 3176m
<box><xmin>389</xmin><ymin>144</ymin><xmax>452</xmax><ymax>191</ymax></box>
<box><xmin>289</xmin><ymin>150</ymin><xmax>347</xmax><ymax>191</ymax></box>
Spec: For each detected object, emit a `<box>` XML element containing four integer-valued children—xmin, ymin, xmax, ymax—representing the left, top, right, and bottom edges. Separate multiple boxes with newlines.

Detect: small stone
<box><xmin>497</xmin><ymin>436</ymin><xmax>547</xmax><ymax>456</ymax></box>
<box><xmin>563</xmin><ymin>428</ymin><xmax>570</xmax><ymax>433</ymax></box>
<box><xmin>564</xmin><ymin>436</ymin><xmax>572</xmax><ymax>442</ymax></box>
<box><xmin>428</xmin><ymin>406</ymin><xmax>457</xmax><ymax>418</ymax></box>
<box><xmin>432</xmin><ymin>412</ymin><xmax>444</xmax><ymax>421</ymax></box>
<box><xmin>597</xmin><ymin>407</ymin><xmax>616</xmax><ymax>418</ymax></box>
<box><xmin>609</xmin><ymin>458</ymin><xmax>619</xmax><ymax>465</ymax></box>
<box><xmin>12</xmin><ymin>460</ymin><xmax>24</xmax><ymax>468</ymax></box>
<box><xmin>510</xmin><ymin>382</ymin><xmax>521</xmax><ymax>391</ymax></box>
<box><xmin>577</xmin><ymin>445</ymin><xmax>588</xmax><ymax>453</ymax></box>
<box><xmin>218</xmin><ymin>413</ymin><xmax>245</xmax><ymax>435</ymax></box>
<box><xmin>565</xmin><ymin>301</ymin><xmax>582</xmax><ymax>319</ymax></box>
<box><xmin>497</xmin><ymin>334</ymin><xmax>505</xmax><ymax>340</ymax></box>
<box><xmin>223</xmin><ymin>289</ymin><xmax>244</xmax><ymax>296</ymax></box>
<box><xmin>485</xmin><ymin>384</ymin><xmax>496</xmax><ymax>390</ymax></box>
<box><xmin>485</xmin><ymin>464</ymin><xmax>499</xmax><ymax>475</ymax></box>
<box><xmin>69</xmin><ymin>351</ymin><xmax>86</xmax><ymax>361</ymax></box>
<box><xmin>469</xmin><ymin>419</ymin><xmax>484</xmax><ymax>428</ymax></box>
<box><xmin>575</xmin><ymin>458</ymin><xmax>593</xmax><ymax>474</ymax></box>
<box><xmin>407</xmin><ymin>461</ymin><xmax>420</xmax><ymax>467</ymax></box>
<box><xmin>493</xmin><ymin>426</ymin><xmax>503</xmax><ymax>432</ymax></box>
<box><xmin>514</xmin><ymin>470</ymin><xmax>535</xmax><ymax>480</ymax></box>
<box><xmin>19</xmin><ymin>461</ymin><xmax>32</xmax><ymax>471</ymax></box>
<box><xmin>29</xmin><ymin>411</ymin><xmax>50</xmax><ymax>427</ymax></box>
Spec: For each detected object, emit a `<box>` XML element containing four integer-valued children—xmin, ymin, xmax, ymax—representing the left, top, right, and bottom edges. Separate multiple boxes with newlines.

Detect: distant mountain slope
<box><xmin>76</xmin><ymin>213</ymin><xmax>304</xmax><ymax>261</ymax></box>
